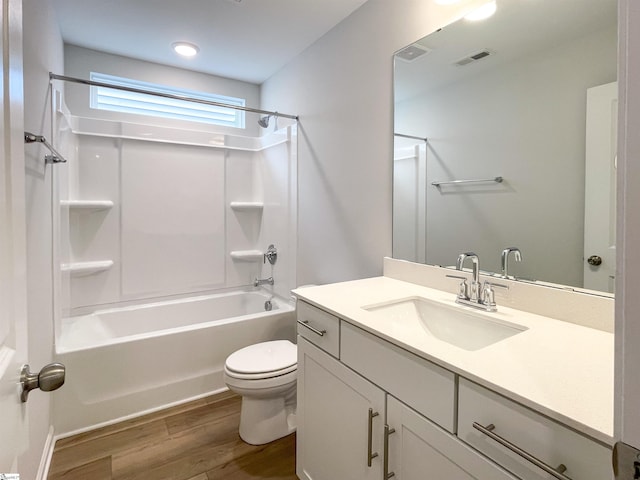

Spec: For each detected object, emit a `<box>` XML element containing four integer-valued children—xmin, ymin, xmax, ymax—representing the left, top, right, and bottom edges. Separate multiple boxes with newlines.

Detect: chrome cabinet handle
<box><xmin>297</xmin><ymin>320</ymin><xmax>327</xmax><ymax>337</ymax></box>
<box><xmin>473</xmin><ymin>422</ymin><xmax>572</xmax><ymax>480</ymax></box>
<box><xmin>383</xmin><ymin>424</ymin><xmax>396</xmax><ymax>479</ymax></box>
<box><xmin>367</xmin><ymin>408</ymin><xmax>379</xmax><ymax>466</ymax></box>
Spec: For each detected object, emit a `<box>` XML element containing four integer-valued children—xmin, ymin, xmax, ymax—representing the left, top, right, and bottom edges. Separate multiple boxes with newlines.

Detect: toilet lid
<box><xmin>225</xmin><ymin>340</ymin><xmax>297</xmax><ymax>375</ymax></box>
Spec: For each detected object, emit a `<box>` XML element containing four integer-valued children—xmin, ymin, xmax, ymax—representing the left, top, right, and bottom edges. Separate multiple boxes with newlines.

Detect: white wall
<box><xmin>63</xmin><ymin>45</ymin><xmax>262</xmax><ymax>137</ymax></box>
<box><xmin>395</xmin><ymin>26</ymin><xmax>617</xmax><ymax>286</ymax></box>
<box><xmin>21</xmin><ymin>0</ymin><xmax>64</xmax><ymax>478</ymax></box>
<box><xmin>261</xmin><ymin>0</ymin><xmax>487</xmax><ymax>286</ymax></box>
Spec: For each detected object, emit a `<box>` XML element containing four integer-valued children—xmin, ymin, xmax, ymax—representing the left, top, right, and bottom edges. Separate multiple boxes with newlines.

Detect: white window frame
<box><xmin>89</xmin><ymin>72</ymin><xmax>246</xmax><ymax>129</ymax></box>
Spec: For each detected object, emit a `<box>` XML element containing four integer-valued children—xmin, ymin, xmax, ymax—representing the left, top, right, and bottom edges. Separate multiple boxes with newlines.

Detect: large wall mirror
<box><xmin>393</xmin><ymin>0</ymin><xmax>617</xmax><ymax>294</ymax></box>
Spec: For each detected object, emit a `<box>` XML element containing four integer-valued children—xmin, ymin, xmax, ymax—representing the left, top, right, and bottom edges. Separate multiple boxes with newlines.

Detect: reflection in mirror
<box><xmin>393</xmin><ymin>0</ymin><xmax>617</xmax><ymax>294</ymax></box>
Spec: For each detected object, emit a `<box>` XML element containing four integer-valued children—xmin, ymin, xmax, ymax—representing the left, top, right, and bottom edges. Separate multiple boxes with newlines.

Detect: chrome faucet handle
<box><xmin>481</xmin><ymin>281</ymin><xmax>509</xmax><ymax>309</ymax></box>
<box><xmin>446</xmin><ymin>274</ymin><xmax>469</xmax><ymax>300</ymax></box>
<box><xmin>264</xmin><ymin>244</ymin><xmax>277</xmax><ymax>265</ymax></box>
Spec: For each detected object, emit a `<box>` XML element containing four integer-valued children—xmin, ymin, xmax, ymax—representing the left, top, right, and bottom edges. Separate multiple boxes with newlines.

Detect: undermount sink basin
<box><xmin>363</xmin><ymin>296</ymin><xmax>527</xmax><ymax>351</ymax></box>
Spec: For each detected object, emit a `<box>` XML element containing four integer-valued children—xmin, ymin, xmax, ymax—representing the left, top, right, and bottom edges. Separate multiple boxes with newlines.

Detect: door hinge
<box><xmin>613</xmin><ymin>441</ymin><xmax>640</xmax><ymax>480</ymax></box>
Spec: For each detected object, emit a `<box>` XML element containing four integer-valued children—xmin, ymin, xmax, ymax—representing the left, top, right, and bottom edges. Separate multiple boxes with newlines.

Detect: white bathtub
<box><xmin>53</xmin><ymin>290</ymin><xmax>296</xmax><ymax>436</ymax></box>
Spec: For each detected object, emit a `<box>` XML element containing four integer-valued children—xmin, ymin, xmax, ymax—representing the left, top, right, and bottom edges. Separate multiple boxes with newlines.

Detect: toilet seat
<box><xmin>225</xmin><ymin>363</ymin><xmax>297</xmax><ymax>380</ymax></box>
<box><xmin>225</xmin><ymin>340</ymin><xmax>297</xmax><ymax>379</ymax></box>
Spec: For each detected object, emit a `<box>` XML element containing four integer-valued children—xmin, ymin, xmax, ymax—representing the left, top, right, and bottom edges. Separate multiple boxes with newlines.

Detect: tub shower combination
<box><xmin>54</xmin><ymin>290</ymin><xmax>295</xmax><ymax>434</ymax></box>
<box><xmin>48</xmin><ymin>74</ymin><xmax>298</xmax><ymax>436</ymax></box>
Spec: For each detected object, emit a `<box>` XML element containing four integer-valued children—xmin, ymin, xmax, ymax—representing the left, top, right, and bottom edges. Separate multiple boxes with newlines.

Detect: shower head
<box><xmin>258</xmin><ymin>115</ymin><xmax>271</xmax><ymax>128</ymax></box>
<box><xmin>258</xmin><ymin>112</ymin><xmax>278</xmax><ymax>129</ymax></box>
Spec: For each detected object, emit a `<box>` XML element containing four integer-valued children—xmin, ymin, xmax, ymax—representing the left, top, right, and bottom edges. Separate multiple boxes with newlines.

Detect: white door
<box><xmin>584</xmin><ymin>81</ymin><xmax>617</xmax><ymax>293</ymax></box>
<box><xmin>0</xmin><ymin>0</ymin><xmax>29</xmax><ymax>473</ymax></box>
<box><xmin>614</xmin><ymin>0</ymin><xmax>640</xmax><ymax>478</ymax></box>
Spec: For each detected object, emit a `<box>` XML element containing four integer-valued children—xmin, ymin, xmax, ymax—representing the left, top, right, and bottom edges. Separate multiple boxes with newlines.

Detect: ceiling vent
<box><xmin>396</xmin><ymin>44</ymin><xmax>432</xmax><ymax>63</ymax></box>
<box><xmin>454</xmin><ymin>49</ymin><xmax>493</xmax><ymax>66</ymax></box>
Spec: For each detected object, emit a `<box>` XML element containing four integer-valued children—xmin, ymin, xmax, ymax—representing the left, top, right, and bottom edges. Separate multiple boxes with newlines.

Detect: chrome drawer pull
<box><xmin>473</xmin><ymin>422</ymin><xmax>572</xmax><ymax>480</ymax></box>
<box><xmin>383</xmin><ymin>424</ymin><xmax>396</xmax><ymax>479</ymax></box>
<box><xmin>297</xmin><ymin>320</ymin><xmax>327</xmax><ymax>337</ymax></box>
<box><xmin>367</xmin><ymin>408</ymin><xmax>379</xmax><ymax>466</ymax></box>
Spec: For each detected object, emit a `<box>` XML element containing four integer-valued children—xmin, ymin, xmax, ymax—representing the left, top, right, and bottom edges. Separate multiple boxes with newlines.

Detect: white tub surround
<box><xmin>53</xmin><ymin>290</ymin><xmax>295</xmax><ymax>436</ymax></box>
<box><xmin>292</xmin><ymin>264</ymin><xmax>614</xmax><ymax>446</ymax></box>
<box><xmin>50</xmin><ymin>79</ymin><xmax>299</xmax><ymax>438</ymax></box>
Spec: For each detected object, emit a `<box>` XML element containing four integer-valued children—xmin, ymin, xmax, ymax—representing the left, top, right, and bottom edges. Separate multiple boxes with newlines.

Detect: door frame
<box><xmin>615</xmin><ymin>0</ymin><xmax>640</xmax><ymax>446</ymax></box>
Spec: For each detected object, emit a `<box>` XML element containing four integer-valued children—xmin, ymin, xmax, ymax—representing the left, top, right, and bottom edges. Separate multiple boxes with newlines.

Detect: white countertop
<box><xmin>293</xmin><ymin>276</ymin><xmax>614</xmax><ymax>446</ymax></box>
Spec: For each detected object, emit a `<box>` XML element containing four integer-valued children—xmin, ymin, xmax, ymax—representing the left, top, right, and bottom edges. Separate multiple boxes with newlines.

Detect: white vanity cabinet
<box><xmin>457</xmin><ymin>378</ymin><xmax>613</xmax><ymax>480</ymax></box>
<box><xmin>340</xmin><ymin>321</ymin><xmax>456</xmax><ymax>433</ymax></box>
<box><xmin>297</xmin><ymin>336</ymin><xmax>385</xmax><ymax>480</ymax></box>
<box><xmin>386</xmin><ymin>396</ymin><xmax>517</xmax><ymax>480</ymax></box>
<box><xmin>296</xmin><ymin>300</ymin><xmax>611</xmax><ymax>480</ymax></box>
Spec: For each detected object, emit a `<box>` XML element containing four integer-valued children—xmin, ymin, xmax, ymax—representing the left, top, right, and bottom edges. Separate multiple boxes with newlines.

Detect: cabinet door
<box><xmin>386</xmin><ymin>396</ymin><xmax>517</xmax><ymax>480</ymax></box>
<box><xmin>297</xmin><ymin>336</ymin><xmax>386</xmax><ymax>480</ymax></box>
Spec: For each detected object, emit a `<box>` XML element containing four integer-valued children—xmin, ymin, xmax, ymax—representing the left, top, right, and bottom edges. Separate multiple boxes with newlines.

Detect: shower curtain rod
<box><xmin>49</xmin><ymin>73</ymin><xmax>299</xmax><ymax>121</ymax></box>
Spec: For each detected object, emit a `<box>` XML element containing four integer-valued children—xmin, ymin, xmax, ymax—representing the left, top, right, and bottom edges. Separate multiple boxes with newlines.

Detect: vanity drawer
<box><xmin>457</xmin><ymin>378</ymin><xmax>612</xmax><ymax>480</ymax></box>
<box><xmin>340</xmin><ymin>321</ymin><xmax>456</xmax><ymax>433</ymax></box>
<box><xmin>296</xmin><ymin>301</ymin><xmax>340</xmax><ymax>358</ymax></box>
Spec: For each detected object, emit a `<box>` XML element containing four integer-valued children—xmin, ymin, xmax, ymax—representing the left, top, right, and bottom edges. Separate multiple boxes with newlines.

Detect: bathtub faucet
<box><xmin>254</xmin><ymin>276</ymin><xmax>274</xmax><ymax>287</ymax></box>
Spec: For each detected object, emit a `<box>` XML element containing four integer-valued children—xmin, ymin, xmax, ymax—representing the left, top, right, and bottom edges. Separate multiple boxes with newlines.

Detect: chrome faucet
<box><xmin>447</xmin><ymin>252</ymin><xmax>508</xmax><ymax>312</ymax></box>
<box><xmin>501</xmin><ymin>247</ymin><xmax>522</xmax><ymax>278</ymax></box>
<box><xmin>456</xmin><ymin>252</ymin><xmax>480</xmax><ymax>302</ymax></box>
<box><xmin>254</xmin><ymin>276</ymin><xmax>274</xmax><ymax>287</ymax></box>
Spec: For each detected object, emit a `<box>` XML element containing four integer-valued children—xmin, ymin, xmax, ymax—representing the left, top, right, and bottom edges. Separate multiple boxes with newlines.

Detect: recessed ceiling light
<box><xmin>434</xmin><ymin>0</ymin><xmax>462</xmax><ymax>5</ymax></box>
<box><xmin>172</xmin><ymin>42</ymin><xmax>199</xmax><ymax>57</ymax></box>
<box><xmin>464</xmin><ymin>1</ymin><xmax>497</xmax><ymax>21</ymax></box>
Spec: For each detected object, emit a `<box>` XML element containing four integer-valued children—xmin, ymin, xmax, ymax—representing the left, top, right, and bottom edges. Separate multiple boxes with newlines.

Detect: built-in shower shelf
<box><xmin>61</xmin><ymin>200</ymin><xmax>114</xmax><ymax>210</ymax></box>
<box><xmin>61</xmin><ymin>260</ymin><xmax>114</xmax><ymax>275</ymax></box>
<box><xmin>230</xmin><ymin>250</ymin><xmax>264</xmax><ymax>262</ymax></box>
<box><xmin>230</xmin><ymin>202</ymin><xmax>264</xmax><ymax>211</ymax></box>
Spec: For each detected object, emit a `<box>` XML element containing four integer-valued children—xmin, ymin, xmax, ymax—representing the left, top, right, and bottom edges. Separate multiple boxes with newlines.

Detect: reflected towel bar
<box><xmin>432</xmin><ymin>176</ymin><xmax>503</xmax><ymax>187</ymax></box>
<box><xmin>394</xmin><ymin>132</ymin><xmax>428</xmax><ymax>142</ymax></box>
<box><xmin>24</xmin><ymin>132</ymin><xmax>67</xmax><ymax>164</ymax></box>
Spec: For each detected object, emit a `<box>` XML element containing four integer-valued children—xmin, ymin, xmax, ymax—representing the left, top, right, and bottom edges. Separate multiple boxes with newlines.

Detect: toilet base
<box><xmin>238</xmin><ymin>393</ymin><xmax>297</xmax><ymax>445</ymax></box>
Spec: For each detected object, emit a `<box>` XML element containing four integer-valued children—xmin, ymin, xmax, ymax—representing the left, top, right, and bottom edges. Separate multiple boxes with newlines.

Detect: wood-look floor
<box><xmin>47</xmin><ymin>391</ymin><xmax>298</xmax><ymax>480</ymax></box>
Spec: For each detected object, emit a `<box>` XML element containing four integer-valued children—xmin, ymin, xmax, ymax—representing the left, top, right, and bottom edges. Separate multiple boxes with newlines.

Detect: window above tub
<box><xmin>89</xmin><ymin>72</ymin><xmax>246</xmax><ymax>129</ymax></box>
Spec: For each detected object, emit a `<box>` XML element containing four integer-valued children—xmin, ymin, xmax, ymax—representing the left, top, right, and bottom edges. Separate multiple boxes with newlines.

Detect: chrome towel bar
<box><xmin>432</xmin><ymin>176</ymin><xmax>503</xmax><ymax>187</ymax></box>
<box><xmin>24</xmin><ymin>132</ymin><xmax>67</xmax><ymax>164</ymax></box>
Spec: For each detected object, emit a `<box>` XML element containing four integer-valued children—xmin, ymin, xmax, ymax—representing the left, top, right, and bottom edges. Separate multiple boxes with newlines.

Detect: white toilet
<box><xmin>223</xmin><ymin>339</ymin><xmax>297</xmax><ymax>445</ymax></box>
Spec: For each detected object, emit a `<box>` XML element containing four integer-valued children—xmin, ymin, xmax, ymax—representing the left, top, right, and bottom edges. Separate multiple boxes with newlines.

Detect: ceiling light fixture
<box><xmin>434</xmin><ymin>0</ymin><xmax>462</xmax><ymax>5</ymax></box>
<box><xmin>464</xmin><ymin>1</ymin><xmax>497</xmax><ymax>21</ymax></box>
<box><xmin>172</xmin><ymin>42</ymin><xmax>199</xmax><ymax>57</ymax></box>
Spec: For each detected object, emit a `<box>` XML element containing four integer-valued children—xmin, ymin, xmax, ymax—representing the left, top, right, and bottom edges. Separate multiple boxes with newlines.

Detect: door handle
<box><xmin>367</xmin><ymin>408</ymin><xmax>379</xmax><ymax>466</ymax></box>
<box><xmin>587</xmin><ymin>255</ymin><xmax>603</xmax><ymax>266</ymax></box>
<box><xmin>21</xmin><ymin>363</ymin><xmax>66</xmax><ymax>402</ymax></box>
<box><xmin>613</xmin><ymin>441</ymin><xmax>640</xmax><ymax>480</ymax></box>
<box><xmin>384</xmin><ymin>424</ymin><xmax>396</xmax><ymax>479</ymax></box>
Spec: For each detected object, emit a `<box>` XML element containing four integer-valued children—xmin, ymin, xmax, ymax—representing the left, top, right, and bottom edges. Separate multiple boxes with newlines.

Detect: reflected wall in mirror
<box><xmin>393</xmin><ymin>0</ymin><xmax>617</xmax><ymax>294</ymax></box>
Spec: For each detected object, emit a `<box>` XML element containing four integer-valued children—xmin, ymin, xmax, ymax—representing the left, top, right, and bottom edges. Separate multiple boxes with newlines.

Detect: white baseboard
<box><xmin>35</xmin><ymin>425</ymin><xmax>55</xmax><ymax>480</ymax></box>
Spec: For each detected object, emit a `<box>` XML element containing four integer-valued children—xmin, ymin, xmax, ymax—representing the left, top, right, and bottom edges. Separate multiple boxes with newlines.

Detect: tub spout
<box><xmin>254</xmin><ymin>276</ymin><xmax>274</xmax><ymax>287</ymax></box>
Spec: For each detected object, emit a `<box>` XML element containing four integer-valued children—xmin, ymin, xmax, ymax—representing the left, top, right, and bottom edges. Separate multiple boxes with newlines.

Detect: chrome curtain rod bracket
<box><xmin>49</xmin><ymin>73</ymin><xmax>299</xmax><ymax>121</ymax></box>
<box><xmin>394</xmin><ymin>133</ymin><xmax>428</xmax><ymax>142</ymax></box>
<box><xmin>24</xmin><ymin>132</ymin><xmax>67</xmax><ymax>164</ymax></box>
<box><xmin>432</xmin><ymin>176</ymin><xmax>503</xmax><ymax>187</ymax></box>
